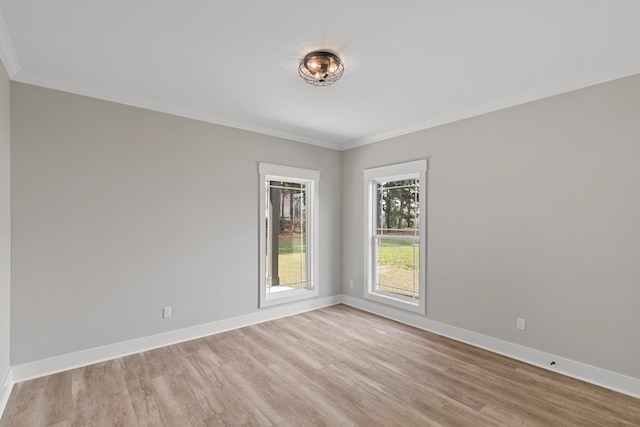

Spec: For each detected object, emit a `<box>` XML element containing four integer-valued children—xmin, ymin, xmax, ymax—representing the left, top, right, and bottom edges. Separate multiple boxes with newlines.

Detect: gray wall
<box><xmin>10</xmin><ymin>82</ymin><xmax>342</xmax><ymax>364</ymax></box>
<box><xmin>342</xmin><ymin>74</ymin><xmax>640</xmax><ymax>379</ymax></box>
<box><xmin>0</xmin><ymin>63</ymin><xmax>10</xmax><ymax>381</ymax></box>
<box><xmin>9</xmin><ymin>74</ymin><xmax>640</xmax><ymax>380</ymax></box>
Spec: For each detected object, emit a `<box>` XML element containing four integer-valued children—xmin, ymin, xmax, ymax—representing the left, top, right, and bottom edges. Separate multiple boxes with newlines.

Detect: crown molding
<box><xmin>12</xmin><ymin>60</ymin><xmax>640</xmax><ymax>153</ymax></box>
<box><xmin>342</xmin><ymin>60</ymin><xmax>640</xmax><ymax>151</ymax></box>
<box><xmin>13</xmin><ymin>71</ymin><xmax>345</xmax><ymax>151</ymax></box>
<box><xmin>0</xmin><ymin>10</ymin><xmax>19</xmax><ymax>78</ymax></box>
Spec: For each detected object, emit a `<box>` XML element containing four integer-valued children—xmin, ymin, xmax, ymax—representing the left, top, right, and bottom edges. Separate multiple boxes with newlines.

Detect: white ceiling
<box><xmin>1</xmin><ymin>1</ymin><xmax>639</xmax><ymax>150</ymax></box>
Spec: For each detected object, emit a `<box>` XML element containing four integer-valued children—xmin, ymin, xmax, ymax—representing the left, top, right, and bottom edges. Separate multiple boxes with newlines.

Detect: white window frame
<box><xmin>259</xmin><ymin>163</ymin><xmax>319</xmax><ymax>308</ymax></box>
<box><xmin>363</xmin><ymin>160</ymin><xmax>427</xmax><ymax>313</ymax></box>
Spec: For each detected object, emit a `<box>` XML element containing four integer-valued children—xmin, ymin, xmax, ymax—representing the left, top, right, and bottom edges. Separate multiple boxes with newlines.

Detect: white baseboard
<box><xmin>9</xmin><ymin>293</ymin><xmax>640</xmax><ymax>400</ymax></box>
<box><xmin>11</xmin><ymin>295</ymin><xmax>341</xmax><ymax>383</ymax></box>
<box><xmin>339</xmin><ymin>294</ymin><xmax>640</xmax><ymax>399</ymax></box>
<box><xmin>0</xmin><ymin>367</ymin><xmax>13</xmax><ymax>421</ymax></box>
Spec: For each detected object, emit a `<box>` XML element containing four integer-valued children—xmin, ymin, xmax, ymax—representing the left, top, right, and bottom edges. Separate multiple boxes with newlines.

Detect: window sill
<box><xmin>364</xmin><ymin>290</ymin><xmax>425</xmax><ymax>314</ymax></box>
<box><xmin>260</xmin><ymin>287</ymin><xmax>319</xmax><ymax>308</ymax></box>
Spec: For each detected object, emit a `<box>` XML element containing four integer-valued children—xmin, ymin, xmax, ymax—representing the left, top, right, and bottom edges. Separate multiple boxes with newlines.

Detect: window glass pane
<box><xmin>375</xmin><ymin>237</ymin><xmax>420</xmax><ymax>299</ymax></box>
<box><xmin>266</xmin><ymin>180</ymin><xmax>307</xmax><ymax>293</ymax></box>
<box><xmin>376</xmin><ymin>179</ymin><xmax>419</xmax><ymax>235</ymax></box>
<box><xmin>374</xmin><ymin>178</ymin><xmax>420</xmax><ymax>300</ymax></box>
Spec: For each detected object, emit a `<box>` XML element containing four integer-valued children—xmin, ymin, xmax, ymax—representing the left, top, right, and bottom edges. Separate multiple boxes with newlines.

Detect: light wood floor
<box><xmin>1</xmin><ymin>305</ymin><xmax>639</xmax><ymax>426</ymax></box>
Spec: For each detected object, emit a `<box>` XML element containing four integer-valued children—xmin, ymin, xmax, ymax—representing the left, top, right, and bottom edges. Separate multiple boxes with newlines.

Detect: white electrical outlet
<box><xmin>516</xmin><ymin>317</ymin><xmax>526</xmax><ymax>331</ymax></box>
<box><xmin>163</xmin><ymin>306</ymin><xmax>172</xmax><ymax>319</ymax></box>
<box><xmin>349</xmin><ymin>280</ymin><xmax>354</xmax><ymax>288</ymax></box>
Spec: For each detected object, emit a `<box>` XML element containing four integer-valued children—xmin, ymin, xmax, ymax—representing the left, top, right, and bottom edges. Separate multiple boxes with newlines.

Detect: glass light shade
<box><xmin>298</xmin><ymin>50</ymin><xmax>344</xmax><ymax>86</ymax></box>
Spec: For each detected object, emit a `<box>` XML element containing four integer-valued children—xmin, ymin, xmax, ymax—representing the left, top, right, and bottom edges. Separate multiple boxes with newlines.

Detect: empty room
<box><xmin>1</xmin><ymin>1</ymin><xmax>640</xmax><ymax>426</ymax></box>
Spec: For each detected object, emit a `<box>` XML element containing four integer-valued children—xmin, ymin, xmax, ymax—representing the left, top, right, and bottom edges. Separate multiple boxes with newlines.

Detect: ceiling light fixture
<box><xmin>298</xmin><ymin>50</ymin><xmax>344</xmax><ymax>86</ymax></box>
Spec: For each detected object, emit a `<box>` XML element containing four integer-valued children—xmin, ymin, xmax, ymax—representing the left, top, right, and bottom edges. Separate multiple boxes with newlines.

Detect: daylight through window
<box><xmin>364</xmin><ymin>160</ymin><xmax>427</xmax><ymax>313</ymax></box>
<box><xmin>266</xmin><ymin>180</ymin><xmax>308</xmax><ymax>291</ymax></box>
<box><xmin>374</xmin><ymin>178</ymin><xmax>420</xmax><ymax>299</ymax></box>
<box><xmin>259</xmin><ymin>163</ymin><xmax>319</xmax><ymax>307</ymax></box>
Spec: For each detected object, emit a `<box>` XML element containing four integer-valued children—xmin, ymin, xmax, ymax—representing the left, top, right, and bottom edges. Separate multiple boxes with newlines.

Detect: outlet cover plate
<box><xmin>163</xmin><ymin>306</ymin><xmax>172</xmax><ymax>319</ymax></box>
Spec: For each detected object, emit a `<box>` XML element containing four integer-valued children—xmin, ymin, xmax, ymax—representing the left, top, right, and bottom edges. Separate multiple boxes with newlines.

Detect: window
<box><xmin>364</xmin><ymin>160</ymin><xmax>427</xmax><ymax>313</ymax></box>
<box><xmin>259</xmin><ymin>163</ymin><xmax>319</xmax><ymax>307</ymax></box>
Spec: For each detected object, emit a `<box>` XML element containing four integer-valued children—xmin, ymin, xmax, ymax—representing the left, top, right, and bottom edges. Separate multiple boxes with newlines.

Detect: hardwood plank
<box><xmin>39</xmin><ymin>371</ymin><xmax>72</xmax><ymax>426</ymax></box>
<box><xmin>70</xmin><ymin>363</ymin><xmax>109</xmax><ymax>427</ymax></box>
<box><xmin>2</xmin><ymin>304</ymin><xmax>639</xmax><ymax>426</ymax></box>
<box><xmin>0</xmin><ymin>377</ymin><xmax>46</xmax><ymax>427</ymax></box>
<box><xmin>99</xmin><ymin>360</ymin><xmax>139</xmax><ymax>426</ymax></box>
